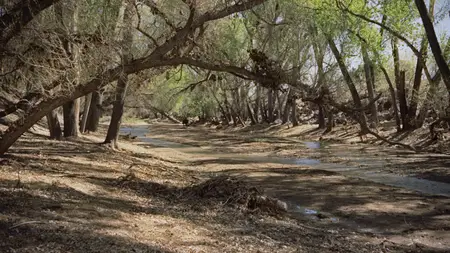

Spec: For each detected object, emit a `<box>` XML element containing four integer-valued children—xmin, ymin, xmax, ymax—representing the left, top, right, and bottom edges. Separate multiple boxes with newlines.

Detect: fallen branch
<box><xmin>367</xmin><ymin>129</ymin><xmax>416</xmax><ymax>151</ymax></box>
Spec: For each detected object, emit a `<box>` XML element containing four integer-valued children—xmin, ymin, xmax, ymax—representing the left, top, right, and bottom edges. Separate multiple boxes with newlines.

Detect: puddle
<box><xmin>304</xmin><ymin>141</ymin><xmax>322</xmax><ymax>149</ymax></box>
<box><xmin>292</xmin><ymin>205</ymin><xmax>339</xmax><ymax>223</ymax></box>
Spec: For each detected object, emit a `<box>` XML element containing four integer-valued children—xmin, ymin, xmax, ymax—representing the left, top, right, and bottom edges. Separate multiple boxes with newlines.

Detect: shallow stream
<box><xmin>121</xmin><ymin>125</ymin><xmax>450</xmax><ymax>198</ymax></box>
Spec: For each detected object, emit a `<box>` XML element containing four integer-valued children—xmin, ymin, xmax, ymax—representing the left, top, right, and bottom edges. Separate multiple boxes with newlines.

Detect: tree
<box><xmin>104</xmin><ymin>0</ymin><xmax>134</xmax><ymax>149</ymax></box>
<box><xmin>414</xmin><ymin>0</ymin><xmax>450</xmax><ymax>95</ymax></box>
<box><xmin>0</xmin><ymin>0</ymin><xmax>268</xmax><ymax>155</ymax></box>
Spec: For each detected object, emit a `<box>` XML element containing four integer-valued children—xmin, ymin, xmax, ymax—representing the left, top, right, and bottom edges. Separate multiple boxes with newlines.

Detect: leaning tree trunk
<box><xmin>86</xmin><ymin>90</ymin><xmax>102</xmax><ymax>132</ymax></box>
<box><xmin>409</xmin><ymin>26</ymin><xmax>432</xmax><ymax>123</ymax></box>
<box><xmin>46</xmin><ymin>109</ymin><xmax>62</xmax><ymax>140</ymax></box>
<box><xmin>104</xmin><ymin>1</ymin><xmax>133</xmax><ymax>149</ymax></box>
<box><xmin>104</xmin><ymin>74</ymin><xmax>129</xmax><ymax>148</ymax></box>
<box><xmin>361</xmin><ymin>43</ymin><xmax>379</xmax><ymax>126</ymax></box>
<box><xmin>327</xmin><ymin>36</ymin><xmax>369</xmax><ymax>132</ymax></box>
<box><xmin>415</xmin><ymin>0</ymin><xmax>450</xmax><ymax>94</ymax></box>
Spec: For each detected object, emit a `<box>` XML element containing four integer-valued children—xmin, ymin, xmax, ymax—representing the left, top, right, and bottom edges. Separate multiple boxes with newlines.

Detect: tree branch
<box><xmin>0</xmin><ymin>0</ymin><xmax>61</xmax><ymax>46</ymax></box>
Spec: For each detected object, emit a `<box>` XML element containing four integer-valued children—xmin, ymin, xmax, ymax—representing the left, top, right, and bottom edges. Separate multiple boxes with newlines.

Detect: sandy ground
<box><xmin>0</xmin><ymin>121</ymin><xmax>449</xmax><ymax>252</ymax></box>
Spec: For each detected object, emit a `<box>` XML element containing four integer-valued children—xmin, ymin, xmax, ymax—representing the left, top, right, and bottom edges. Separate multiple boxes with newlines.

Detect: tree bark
<box><xmin>380</xmin><ymin>66</ymin><xmax>401</xmax><ymax>131</ymax></box>
<box><xmin>247</xmin><ymin>100</ymin><xmax>257</xmax><ymax>125</ymax></box>
<box><xmin>325</xmin><ymin>108</ymin><xmax>333</xmax><ymax>133</ymax></box>
<box><xmin>327</xmin><ymin>36</ymin><xmax>369</xmax><ymax>132</ymax></box>
<box><xmin>291</xmin><ymin>97</ymin><xmax>298</xmax><ymax>127</ymax></box>
<box><xmin>267</xmin><ymin>89</ymin><xmax>275</xmax><ymax>123</ymax></box>
<box><xmin>254</xmin><ymin>85</ymin><xmax>261</xmax><ymax>123</ymax></box>
<box><xmin>80</xmin><ymin>93</ymin><xmax>92</xmax><ymax>133</ymax></box>
<box><xmin>63</xmin><ymin>100</ymin><xmax>80</xmax><ymax>137</ymax></box>
<box><xmin>86</xmin><ymin>91</ymin><xmax>102</xmax><ymax>132</ymax></box>
<box><xmin>392</xmin><ymin>38</ymin><xmax>410</xmax><ymax>130</ymax></box>
<box><xmin>361</xmin><ymin>43</ymin><xmax>378</xmax><ymax>126</ymax></box>
<box><xmin>318</xmin><ymin>104</ymin><xmax>326</xmax><ymax>128</ymax></box>
<box><xmin>409</xmin><ymin>37</ymin><xmax>428</xmax><ymax>121</ymax></box>
<box><xmin>104</xmin><ymin>74</ymin><xmax>129</xmax><ymax>148</ymax></box>
<box><xmin>398</xmin><ymin>70</ymin><xmax>410</xmax><ymax>130</ymax></box>
<box><xmin>415</xmin><ymin>0</ymin><xmax>450</xmax><ymax>94</ymax></box>
<box><xmin>46</xmin><ymin>109</ymin><xmax>62</xmax><ymax>140</ymax></box>
<box><xmin>282</xmin><ymin>90</ymin><xmax>293</xmax><ymax>124</ymax></box>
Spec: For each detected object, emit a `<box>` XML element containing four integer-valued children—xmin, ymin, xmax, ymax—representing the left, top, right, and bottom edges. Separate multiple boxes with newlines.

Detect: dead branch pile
<box><xmin>183</xmin><ymin>176</ymin><xmax>288</xmax><ymax>214</ymax></box>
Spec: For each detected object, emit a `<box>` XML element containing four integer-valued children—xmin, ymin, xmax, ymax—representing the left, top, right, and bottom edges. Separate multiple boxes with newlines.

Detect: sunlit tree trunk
<box><xmin>392</xmin><ymin>38</ymin><xmax>410</xmax><ymax>130</ymax></box>
<box><xmin>80</xmin><ymin>93</ymin><xmax>92</xmax><ymax>133</ymax></box>
<box><xmin>327</xmin><ymin>36</ymin><xmax>369</xmax><ymax>132</ymax></box>
<box><xmin>361</xmin><ymin>43</ymin><xmax>378</xmax><ymax>126</ymax></box>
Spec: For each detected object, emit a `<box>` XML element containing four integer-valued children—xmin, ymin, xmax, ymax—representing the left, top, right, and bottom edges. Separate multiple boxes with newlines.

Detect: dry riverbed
<box><xmin>0</xmin><ymin>122</ymin><xmax>449</xmax><ymax>252</ymax></box>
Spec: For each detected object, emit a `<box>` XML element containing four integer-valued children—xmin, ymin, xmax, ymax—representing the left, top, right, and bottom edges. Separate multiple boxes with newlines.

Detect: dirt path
<box><xmin>0</xmin><ymin>122</ymin><xmax>449</xmax><ymax>252</ymax></box>
<box><xmin>121</xmin><ymin>122</ymin><xmax>450</xmax><ymax>250</ymax></box>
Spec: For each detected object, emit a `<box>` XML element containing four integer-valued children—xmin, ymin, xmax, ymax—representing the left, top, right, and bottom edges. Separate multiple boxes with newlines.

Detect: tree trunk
<box><xmin>104</xmin><ymin>1</ymin><xmax>133</xmax><ymax>149</ymax></box>
<box><xmin>56</xmin><ymin>1</ymin><xmax>80</xmax><ymax>138</ymax></box>
<box><xmin>104</xmin><ymin>74</ymin><xmax>129</xmax><ymax>148</ymax></box>
<box><xmin>86</xmin><ymin>91</ymin><xmax>102</xmax><ymax>132</ymax></box>
<box><xmin>361</xmin><ymin>43</ymin><xmax>378</xmax><ymax>126</ymax></box>
<box><xmin>380</xmin><ymin>66</ymin><xmax>401</xmax><ymax>131</ymax></box>
<box><xmin>80</xmin><ymin>93</ymin><xmax>92</xmax><ymax>133</ymax></box>
<box><xmin>282</xmin><ymin>90</ymin><xmax>293</xmax><ymax>124</ymax></box>
<box><xmin>409</xmin><ymin>38</ymin><xmax>428</xmax><ymax>122</ymax></box>
<box><xmin>291</xmin><ymin>98</ymin><xmax>298</xmax><ymax>127</ymax></box>
<box><xmin>398</xmin><ymin>70</ymin><xmax>411</xmax><ymax>130</ymax></box>
<box><xmin>415</xmin><ymin>0</ymin><xmax>450</xmax><ymax>94</ymax></box>
<box><xmin>46</xmin><ymin>109</ymin><xmax>62</xmax><ymax>140</ymax></box>
<box><xmin>325</xmin><ymin>108</ymin><xmax>333</xmax><ymax>133</ymax></box>
<box><xmin>327</xmin><ymin>36</ymin><xmax>369</xmax><ymax>132</ymax></box>
<box><xmin>392</xmin><ymin>38</ymin><xmax>411</xmax><ymax>130</ymax></box>
<box><xmin>254</xmin><ymin>85</ymin><xmax>261</xmax><ymax>123</ymax></box>
<box><xmin>267</xmin><ymin>89</ymin><xmax>275</xmax><ymax>123</ymax></box>
<box><xmin>318</xmin><ymin>104</ymin><xmax>326</xmax><ymax>128</ymax></box>
<box><xmin>63</xmin><ymin>100</ymin><xmax>79</xmax><ymax>137</ymax></box>
<box><xmin>247</xmin><ymin>101</ymin><xmax>257</xmax><ymax>125</ymax></box>
<box><xmin>409</xmin><ymin>0</ymin><xmax>435</xmax><ymax>123</ymax></box>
